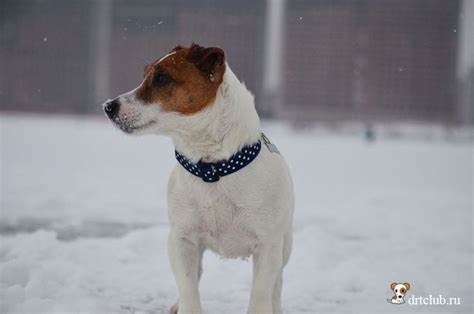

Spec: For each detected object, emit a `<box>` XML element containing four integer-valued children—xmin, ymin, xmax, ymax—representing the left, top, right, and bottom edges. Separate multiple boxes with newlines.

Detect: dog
<box><xmin>103</xmin><ymin>44</ymin><xmax>294</xmax><ymax>314</ymax></box>
<box><xmin>387</xmin><ymin>282</ymin><xmax>410</xmax><ymax>304</ymax></box>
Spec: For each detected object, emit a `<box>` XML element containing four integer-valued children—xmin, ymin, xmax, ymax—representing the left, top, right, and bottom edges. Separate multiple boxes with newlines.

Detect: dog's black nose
<box><xmin>104</xmin><ymin>99</ymin><xmax>120</xmax><ymax>118</ymax></box>
<box><xmin>398</xmin><ymin>295</ymin><xmax>402</xmax><ymax>298</ymax></box>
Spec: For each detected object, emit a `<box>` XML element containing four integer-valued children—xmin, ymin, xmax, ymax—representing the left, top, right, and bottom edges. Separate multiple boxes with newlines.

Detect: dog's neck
<box><xmin>172</xmin><ymin>65</ymin><xmax>261</xmax><ymax>163</ymax></box>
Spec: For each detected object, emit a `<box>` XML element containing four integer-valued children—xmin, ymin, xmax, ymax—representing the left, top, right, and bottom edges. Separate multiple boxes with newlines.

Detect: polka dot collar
<box><xmin>175</xmin><ymin>140</ymin><xmax>262</xmax><ymax>183</ymax></box>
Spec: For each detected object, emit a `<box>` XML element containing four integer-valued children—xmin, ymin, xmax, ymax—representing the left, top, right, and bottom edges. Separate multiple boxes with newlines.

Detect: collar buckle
<box><xmin>197</xmin><ymin>161</ymin><xmax>220</xmax><ymax>182</ymax></box>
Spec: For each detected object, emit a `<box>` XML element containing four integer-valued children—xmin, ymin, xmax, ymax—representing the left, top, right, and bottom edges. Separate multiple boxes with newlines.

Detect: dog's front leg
<box><xmin>168</xmin><ymin>232</ymin><xmax>202</xmax><ymax>314</ymax></box>
<box><xmin>248</xmin><ymin>239</ymin><xmax>283</xmax><ymax>314</ymax></box>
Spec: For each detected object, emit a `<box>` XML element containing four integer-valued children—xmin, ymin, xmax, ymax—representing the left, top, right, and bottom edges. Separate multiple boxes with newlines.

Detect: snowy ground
<box><xmin>0</xmin><ymin>114</ymin><xmax>472</xmax><ymax>313</ymax></box>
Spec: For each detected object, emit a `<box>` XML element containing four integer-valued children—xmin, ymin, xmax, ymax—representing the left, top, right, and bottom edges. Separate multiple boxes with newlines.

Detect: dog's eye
<box><xmin>395</xmin><ymin>289</ymin><xmax>398</xmax><ymax>293</ymax></box>
<box><xmin>153</xmin><ymin>73</ymin><xmax>172</xmax><ymax>86</ymax></box>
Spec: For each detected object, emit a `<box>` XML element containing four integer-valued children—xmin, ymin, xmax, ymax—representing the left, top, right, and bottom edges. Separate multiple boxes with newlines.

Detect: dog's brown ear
<box><xmin>390</xmin><ymin>282</ymin><xmax>397</xmax><ymax>290</ymax></box>
<box><xmin>187</xmin><ymin>43</ymin><xmax>225</xmax><ymax>79</ymax></box>
<box><xmin>403</xmin><ymin>282</ymin><xmax>410</xmax><ymax>290</ymax></box>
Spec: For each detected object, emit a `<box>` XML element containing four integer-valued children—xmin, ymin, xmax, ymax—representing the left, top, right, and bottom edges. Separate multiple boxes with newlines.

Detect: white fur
<box><xmin>106</xmin><ymin>65</ymin><xmax>294</xmax><ymax>314</ymax></box>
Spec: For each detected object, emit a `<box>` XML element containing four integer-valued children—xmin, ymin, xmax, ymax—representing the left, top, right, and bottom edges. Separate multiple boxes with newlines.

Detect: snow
<box><xmin>1</xmin><ymin>114</ymin><xmax>472</xmax><ymax>313</ymax></box>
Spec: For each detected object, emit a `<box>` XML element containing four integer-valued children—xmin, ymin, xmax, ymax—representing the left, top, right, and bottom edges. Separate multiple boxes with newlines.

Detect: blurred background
<box><xmin>0</xmin><ymin>1</ymin><xmax>473</xmax><ymax>313</ymax></box>
<box><xmin>1</xmin><ymin>0</ymin><xmax>473</xmax><ymax>124</ymax></box>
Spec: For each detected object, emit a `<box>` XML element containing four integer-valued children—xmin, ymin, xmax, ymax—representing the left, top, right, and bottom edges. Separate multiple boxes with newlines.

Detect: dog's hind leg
<box><xmin>272</xmin><ymin>232</ymin><xmax>292</xmax><ymax>314</ymax></box>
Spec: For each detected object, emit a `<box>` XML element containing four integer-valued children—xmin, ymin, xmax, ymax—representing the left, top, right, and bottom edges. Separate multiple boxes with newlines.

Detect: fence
<box><xmin>0</xmin><ymin>0</ymin><xmax>471</xmax><ymax>124</ymax></box>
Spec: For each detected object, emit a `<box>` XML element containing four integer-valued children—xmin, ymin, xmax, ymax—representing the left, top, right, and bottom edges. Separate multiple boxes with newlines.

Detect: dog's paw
<box><xmin>169</xmin><ymin>303</ymin><xmax>179</xmax><ymax>314</ymax></box>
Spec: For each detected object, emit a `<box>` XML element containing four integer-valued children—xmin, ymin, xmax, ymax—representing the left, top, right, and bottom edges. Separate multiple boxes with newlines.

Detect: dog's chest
<box><xmin>196</xmin><ymin>195</ymin><xmax>257</xmax><ymax>258</ymax></box>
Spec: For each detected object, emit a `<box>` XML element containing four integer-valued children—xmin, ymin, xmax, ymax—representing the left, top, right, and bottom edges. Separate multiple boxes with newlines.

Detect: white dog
<box><xmin>387</xmin><ymin>282</ymin><xmax>410</xmax><ymax>304</ymax></box>
<box><xmin>104</xmin><ymin>44</ymin><xmax>294</xmax><ymax>314</ymax></box>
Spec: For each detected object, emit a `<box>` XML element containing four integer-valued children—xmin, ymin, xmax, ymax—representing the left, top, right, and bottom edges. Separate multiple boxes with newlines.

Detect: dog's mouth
<box><xmin>130</xmin><ymin>120</ymin><xmax>157</xmax><ymax>131</ymax></box>
<box><xmin>114</xmin><ymin>119</ymin><xmax>157</xmax><ymax>134</ymax></box>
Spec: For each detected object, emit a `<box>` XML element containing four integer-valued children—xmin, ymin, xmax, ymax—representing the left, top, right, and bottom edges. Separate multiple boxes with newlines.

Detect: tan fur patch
<box><xmin>136</xmin><ymin>44</ymin><xmax>226</xmax><ymax>115</ymax></box>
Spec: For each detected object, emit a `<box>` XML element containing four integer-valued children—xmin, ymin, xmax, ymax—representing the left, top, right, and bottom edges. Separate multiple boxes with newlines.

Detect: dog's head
<box><xmin>103</xmin><ymin>43</ymin><xmax>226</xmax><ymax>135</ymax></box>
<box><xmin>390</xmin><ymin>282</ymin><xmax>410</xmax><ymax>300</ymax></box>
